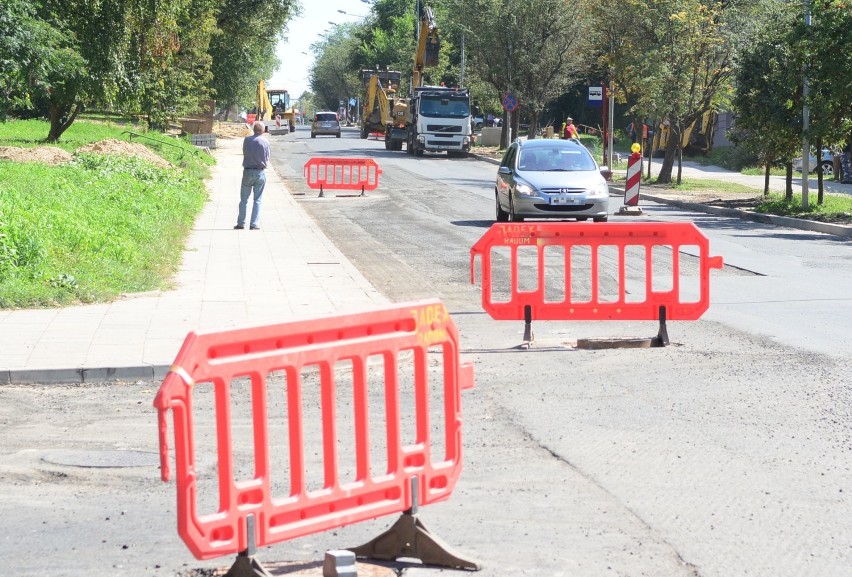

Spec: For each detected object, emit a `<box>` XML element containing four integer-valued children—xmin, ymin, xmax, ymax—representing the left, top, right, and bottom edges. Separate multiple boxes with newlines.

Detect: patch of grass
<box><xmin>756</xmin><ymin>193</ymin><xmax>852</xmax><ymax>220</ymax></box>
<box><xmin>0</xmin><ymin>119</ymin><xmax>123</xmax><ymax>153</ymax></box>
<box><xmin>740</xmin><ymin>165</ymin><xmax>787</xmax><ymax>177</ymax></box>
<box><xmin>649</xmin><ymin>178</ymin><xmax>759</xmax><ymax>195</ymax></box>
<box><xmin>0</xmin><ymin>119</ymin><xmax>211</xmax><ymax>308</ymax></box>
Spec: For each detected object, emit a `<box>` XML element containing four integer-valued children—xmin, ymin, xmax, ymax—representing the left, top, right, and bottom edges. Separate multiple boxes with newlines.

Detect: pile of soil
<box><xmin>0</xmin><ymin>139</ymin><xmax>172</xmax><ymax>168</ymax></box>
<box><xmin>0</xmin><ymin>146</ymin><xmax>73</xmax><ymax>165</ymax></box>
<box><xmin>77</xmin><ymin>139</ymin><xmax>171</xmax><ymax>168</ymax></box>
<box><xmin>214</xmin><ymin>121</ymin><xmax>251</xmax><ymax>139</ymax></box>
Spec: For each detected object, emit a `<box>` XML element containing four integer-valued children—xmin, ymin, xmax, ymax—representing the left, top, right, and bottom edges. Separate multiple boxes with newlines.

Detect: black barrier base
<box><xmin>224</xmin><ymin>552</ymin><xmax>272</xmax><ymax>577</ymax></box>
<box><xmin>349</xmin><ymin>511</ymin><xmax>481</xmax><ymax>571</ymax></box>
<box><xmin>521</xmin><ymin>305</ymin><xmax>534</xmax><ymax>349</ymax></box>
<box><xmin>653</xmin><ymin>305</ymin><xmax>670</xmax><ymax>347</ymax></box>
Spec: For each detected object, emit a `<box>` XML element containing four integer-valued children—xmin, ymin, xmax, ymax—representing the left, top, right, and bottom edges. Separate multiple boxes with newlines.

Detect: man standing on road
<box><xmin>235</xmin><ymin>121</ymin><xmax>270</xmax><ymax>230</ymax></box>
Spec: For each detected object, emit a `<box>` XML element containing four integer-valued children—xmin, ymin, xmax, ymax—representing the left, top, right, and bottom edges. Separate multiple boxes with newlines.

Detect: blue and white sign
<box><xmin>349</xmin><ymin>98</ymin><xmax>357</xmax><ymax>106</ymax></box>
<box><xmin>502</xmin><ymin>93</ymin><xmax>519</xmax><ymax>112</ymax></box>
<box><xmin>588</xmin><ymin>86</ymin><xmax>603</xmax><ymax>107</ymax></box>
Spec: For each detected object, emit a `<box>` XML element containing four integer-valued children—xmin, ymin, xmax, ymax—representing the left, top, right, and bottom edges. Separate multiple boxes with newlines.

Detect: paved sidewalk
<box><xmin>0</xmin><ymin>137</ymin><xmax>387</xmax><ymax>384</ymax></box>
<box><xmin>641</xmin><ymin>157</ymin><xmax>852</xmax><ymax>196</ymax></box>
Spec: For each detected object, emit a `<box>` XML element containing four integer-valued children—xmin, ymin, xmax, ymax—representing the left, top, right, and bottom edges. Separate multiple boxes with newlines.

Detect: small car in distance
<box><xmin>495</xmin><ymin>139</ymin><xmax>610</xmax><ymax>222</ymax></box>
<box><xmin>794</xmin><ymin>148</ymin><xmax>834</xmax><ymax>176</ymax></box>
<box><xmin>311</xmin><ymin>112</ymin><xmax>341</xmax><ymax>138</ymax></box>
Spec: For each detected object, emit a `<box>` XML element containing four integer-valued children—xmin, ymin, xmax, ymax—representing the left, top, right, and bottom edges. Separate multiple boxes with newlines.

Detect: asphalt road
<box><xmin>1</xmin><ymin>126</ymin><xmax>851</xmax><ymax>577</ymax></box>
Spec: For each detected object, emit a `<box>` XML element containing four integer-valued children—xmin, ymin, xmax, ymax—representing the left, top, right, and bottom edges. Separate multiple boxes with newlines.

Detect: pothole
<box><xmin>41</xmin><ymin>450</ymin><xmax>160</xmax><ymax>468</ymax></box>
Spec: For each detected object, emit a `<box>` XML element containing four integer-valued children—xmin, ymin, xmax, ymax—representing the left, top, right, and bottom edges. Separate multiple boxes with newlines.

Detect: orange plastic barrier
<box><xmin>470</xmin><ymin>222</ymin><xmax>723</xmax><ymax>343</ymax></box>
<box><xmin>154</xmin><ymin>300</ymin><xmax>473</xmax><ymax>562</ymax></box>
<box><xmin>304</xmin><ymin>157</ymin><xmax>382</xmax><ymax>196</ymax></box>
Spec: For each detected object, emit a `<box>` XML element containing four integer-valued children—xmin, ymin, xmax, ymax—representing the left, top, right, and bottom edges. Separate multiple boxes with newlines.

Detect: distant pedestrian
<box><xmin>564</xmin><ymin>117</ymin><xmax>579</xmax><ymax>139</ymax></box>
<box><xmin>235</xmin><ymin>121</ymin><xmax>270</xmax><ymax>230</ymax></box>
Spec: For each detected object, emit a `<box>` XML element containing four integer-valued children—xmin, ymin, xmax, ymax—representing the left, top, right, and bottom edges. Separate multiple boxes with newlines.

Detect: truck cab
<box><xmin>406</xmin><ymin>86</ymin><xmax>473</xmax><ymax>157</ymax></box>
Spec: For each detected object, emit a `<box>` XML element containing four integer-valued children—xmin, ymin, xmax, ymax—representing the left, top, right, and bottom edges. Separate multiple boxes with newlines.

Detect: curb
<box><xmin>639</xmin><ymin>192</ymin><xmax>852</xmax><ymax>238</ymax></box>
<box><xmin>2</xmin><ymin>365</ymin><xmax>171</xmax><ymax>386</ymax></box>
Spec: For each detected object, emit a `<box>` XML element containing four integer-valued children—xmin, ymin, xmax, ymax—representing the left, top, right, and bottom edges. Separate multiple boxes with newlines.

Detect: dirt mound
<box><xmin>0</xmin><ymin>146</ymin><xmax>73</xmax><ymax>165</ymax></box>
<box><xmin>77</xmin><ymin>139</ymin><xmax>171</xmax><ymax>168</ymax></box>
<box><xmin>214</xmin><ymin>121</ymin><xmax>252</xmax><ymax>139</ymax></box>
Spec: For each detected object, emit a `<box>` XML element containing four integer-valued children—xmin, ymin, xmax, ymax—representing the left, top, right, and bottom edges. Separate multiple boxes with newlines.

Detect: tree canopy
<box><xmin>0</xmin><ymin>0</ymin><xmax>299</xmax><ymax>141</ymax></box>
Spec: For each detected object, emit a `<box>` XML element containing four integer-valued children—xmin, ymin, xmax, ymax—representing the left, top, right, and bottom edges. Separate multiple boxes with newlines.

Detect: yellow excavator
<box><xmin>360</xmin><ymin>69</ymin><xmax>408</xmax><ymax>150</ymax></box>
<box><xmin>255</xmin><ymin>80</ymin><xmax>296</xmax><ymax>131</ymax></box>
<box><xmin>412</xmin><ymin>2</ymin><xmax>440</xmax><ymax>89</ymax></box>
<box><xmin>650</xmin><ymin>109</ymin><xmax>716</xmax><ymax>156</ymax></box>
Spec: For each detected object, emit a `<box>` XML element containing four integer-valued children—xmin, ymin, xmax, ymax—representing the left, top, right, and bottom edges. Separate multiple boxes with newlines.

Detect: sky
<box><xmin>267</xmin><ymin>0</ymin><xmax>373</xmax><ymax>100</ymax></box>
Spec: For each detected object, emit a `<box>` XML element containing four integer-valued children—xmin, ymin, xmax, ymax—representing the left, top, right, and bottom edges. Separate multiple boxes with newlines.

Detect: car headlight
<box><xmin>587</xmin><ymin>182</ymin><xmax>609</xmax><ymax>198</ymax></box>
<box><xmin>515</xmin><ymin>182</ymin><xmax>537</xmax><ymax>197</ymax></box>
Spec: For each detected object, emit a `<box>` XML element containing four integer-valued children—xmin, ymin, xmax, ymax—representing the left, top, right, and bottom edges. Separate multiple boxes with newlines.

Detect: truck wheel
<box><xmin>414</xmin><ymin>143</ymin><xmax>424</xmax><ymax>157</ymax></box>
<box><xmin>360</xmin><ymin>125</ymin><xmax>368</xmax><ymax>139</ymax></box>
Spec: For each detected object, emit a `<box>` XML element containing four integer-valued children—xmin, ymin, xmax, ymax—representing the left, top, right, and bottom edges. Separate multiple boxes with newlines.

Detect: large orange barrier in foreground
<box><xmin>304</xmin><ymin>157</ymin><xmax>382</xmax><ymax>196</ymax></box>
<box><xmin>154</xmin><ymin>300</ymin><xmax>478</xmax><ymax>572</ymax></box>
<box><xmin>470</xmin><ymin>222</ymin><xmax>723</xmax><ymax>344</ymax></box>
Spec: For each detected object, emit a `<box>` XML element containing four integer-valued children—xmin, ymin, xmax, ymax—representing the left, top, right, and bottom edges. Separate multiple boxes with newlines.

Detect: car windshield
<box><xmin>419</xmin><ymin>96</ymin><xmax>470</xmax><ymax>118</ymax></box>
<box><xmin>315</xmin><ymin>113</ymin><xmax>337</xmax><ymax>122</ymax></box>
<box><xmin>517</xmin><ymin>147</ymin><xmax>597</xmax><ymax>172</ymax></box>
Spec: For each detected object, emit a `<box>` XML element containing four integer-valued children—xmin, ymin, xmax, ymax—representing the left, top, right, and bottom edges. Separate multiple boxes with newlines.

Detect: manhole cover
<box><xmin>41</xmin><ymin>450</ymin><xmax>160</xmax><ymax>468</ymax></box>
<box><xmin>576</xmin><ymin>337</ymin><xmax>654</xmax><ymax>350</ymax></box>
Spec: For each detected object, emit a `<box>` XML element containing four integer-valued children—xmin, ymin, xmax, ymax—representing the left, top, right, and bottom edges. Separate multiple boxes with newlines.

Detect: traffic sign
<box><xmin>501</xmin><ymin>93</ymin><xmax>518</xmax><ymax>112</ymax></box>
<box><xmin>588</xmin><ymin>86</ymin><xmax>603</xmax><ymax>107</ymax></box>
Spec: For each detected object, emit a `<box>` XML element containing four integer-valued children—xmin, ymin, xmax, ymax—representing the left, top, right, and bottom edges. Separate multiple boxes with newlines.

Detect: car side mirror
<box><xmin>599</xmin><ymin>167</ymin><xmax>613</xmax><ymax>182</ymax></box>
<box><xmin>498</xmin><ymin>166</ymin><xmax>512</xmax><ymax>175</ymax></box>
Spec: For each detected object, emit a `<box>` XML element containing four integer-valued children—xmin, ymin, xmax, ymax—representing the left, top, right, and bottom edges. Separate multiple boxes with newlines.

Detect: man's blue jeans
<box><xmin>238</xmin><ymin>168</ymin><xmax>266</xmax><ymax>227</ymax></box>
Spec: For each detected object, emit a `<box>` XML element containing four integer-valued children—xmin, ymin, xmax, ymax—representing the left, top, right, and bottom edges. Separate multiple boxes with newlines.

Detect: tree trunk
<box><xmin>47</xmin><ymin>101</ymin><xmax>81</xmax><ymax>143</ymax></box>
<box><xmin>816</xmin><ymin>136</ymin><xmax>824</xmax><ymax>205</ymax></box>
<box><xmin>764</xmin><ymin>164</ymin><xmax>770</xmax><ymax>196</ymax></box>
<box><xmin>526</xmin><ymin>108</ymin><xmax>538</xmax><ymax>140</ymax></box>
<box><xmin>512</xmin><ymin>112</ymin><xmax>520</xmax><ymax>145</ymax></box>
<box><xmin>785</xmin><ymin>162</ymin><xmax>793</xmax><ymax>201</ymax></box>
<box><xmin>500</xmin><ymin>110</ymin><xmax>509</xmax><ymax>149</ymax></box>
<box><xmin>676</xmin><ymin>125</ymin><xmax>684</xmax><ymax>185</ymax></box>
<box><xmin>656</xmin><ymin>130</ymin><xmax>679</xmax><ymax>183</ymax></box>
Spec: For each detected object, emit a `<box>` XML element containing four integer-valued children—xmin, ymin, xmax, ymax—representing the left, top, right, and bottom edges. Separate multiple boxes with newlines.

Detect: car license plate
<box><xmin>551</xmin><ymin>195</ymin><xmax>580</xmax><ymax>205</ymax></box>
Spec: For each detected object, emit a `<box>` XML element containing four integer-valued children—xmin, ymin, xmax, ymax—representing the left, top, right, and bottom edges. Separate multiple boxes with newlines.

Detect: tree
<box><xmin>730</xmin><ymin>7</ymin><xmax>800</xmax><ymax>197</ymax></box>
<box><xmin>0</xmin><ymin>0</ymin><xmax>60</xmax><ymax>120</ymax></box>
<box><xmin>444</xmin><ymin>0</ymin><xmax>591</xmax><ymax>146</ymax></box>
<box><xmin>592</xmin><ymin>0</ymin><xmax>765</xmax><ymax>184</ymax></box>
<box><xmin>209</xmin><ymin>0</ymin><xmax>299</xmax><ymax>115</ymax></box>
<box><xmin>791</xmin><ymin>0</ymin><xmax>852</xmax><ymax>200</ymax></box>
<box><xmin>310</xmin><ymin>23</ymin><xmax>363</xmax><ymax>111</ymax></box>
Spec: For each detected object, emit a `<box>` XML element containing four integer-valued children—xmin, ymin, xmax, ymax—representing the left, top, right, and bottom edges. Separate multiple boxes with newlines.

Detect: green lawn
<box><xmin>0</xmin><ymin>119</ymin><xmax>213</xmax><ymax>308</ymax></box>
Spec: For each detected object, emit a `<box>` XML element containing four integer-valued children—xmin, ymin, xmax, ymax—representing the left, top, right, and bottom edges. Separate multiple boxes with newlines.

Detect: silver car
<box><xmin>495</xmin><ymin>139</ymin><xmax>610</xmax><ymax>222</ymax></box>
<box><xmin>311</xmin><ymin>111</ymin><xmax>341</xmax><ymax>138</ymax></box>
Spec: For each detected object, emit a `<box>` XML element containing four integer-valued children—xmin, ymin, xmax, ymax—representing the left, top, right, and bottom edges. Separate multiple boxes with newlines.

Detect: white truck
<box><xmin>405</xmin><ymin>86</ymin><xmax>473</xmax><ymax>158</ymax></box>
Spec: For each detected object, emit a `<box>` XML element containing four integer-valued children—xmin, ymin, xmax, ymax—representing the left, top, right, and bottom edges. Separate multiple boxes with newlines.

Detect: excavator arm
<box><xmin>413</xmin><ymin>2</ymin><xmax>440</xmax><ymax>89</ymax></box>
<box><xmin>363</xmin><ymin>74</ymin><xmax>379</xmax><ymax>123</ymax></box>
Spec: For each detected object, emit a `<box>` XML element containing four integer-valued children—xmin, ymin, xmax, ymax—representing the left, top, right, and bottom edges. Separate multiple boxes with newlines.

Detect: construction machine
<box><xmin>403</xmin><ymin>1</ymin><xmax>473</xmax><ymax>157</ymax></box>
<box><xmin>360</xmin><ymin>69</ymin><xmax>408</xmax><ymax>150</ymax></box>
<box><xmin>266</xmin><ymin>88</ymin><xmax>296</xmax><ymax>132</ymax></box>
<box><xmin>255</xmin><ymin>81</ymin><xmax>296</xmax><ymax>131</ymax></box>
<box><xmin>650</xmin><ymin>110</ymin><xmax>716</xmax><ymax>156</ymax></box>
